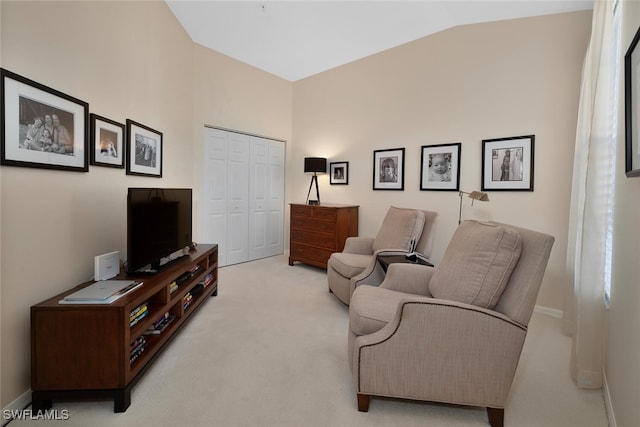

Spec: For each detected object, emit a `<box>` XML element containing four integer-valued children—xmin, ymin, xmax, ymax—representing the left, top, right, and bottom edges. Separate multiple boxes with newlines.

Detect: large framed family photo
<box><xmin>126</xmin><ymin>119</ymin><xmax>163</xmax><ymax>178</ymax></box>
<box><xmin>420</xmin><ymin>143</ymin><xmax>461</xmax><ymax>191</ymax></box>
<box><xmin>625</xmin><ymin>25</ymin><xmax>640</xmax><ymax>177</ymax></box>
<box><xmin>1</xmin><ymin>68</ymin><xmax>89</xmax><ymax>172</ymax></box>
<box><xmin>91</xmin><ymin>114</ymin><xmax>124</xmax><ymax>168</ymax></box>
<box><xmin>482</xmin><ymin>135</ymin><xmax>534</xmax><ymax>191</ymax></box>
<box><xmin>373</xmin><ymin>148</ymin><xmax>404</xmax><ymax>190</ymax></box>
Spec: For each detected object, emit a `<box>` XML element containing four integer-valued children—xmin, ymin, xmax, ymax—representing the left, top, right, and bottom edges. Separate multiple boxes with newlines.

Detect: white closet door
<box><xmin>203</xmin><ymin>127</ymin><xmax>284</xmax><ymax>266</ymax></box>
<box><xmin>248</xmin><ymin>137</ymin><xmax>284</xmax><ymax>260</ymax></box>
<box><xmin>203</xmin><ymin>129</ymin><xmax>229</xmax><ymax>266</ymax></box>
<box><xmin>226</xmin><ymin>133</ymin><xmax>250</xmax><ymax>265</ymax></box>
<box><xmin>249</xmin><ymin>137</ymin><xmax>269</xmax><ymax>260</ymax></box>
<box><xmin>266</xmin><ymin>139</ymin><xmax>284</xmax><ymax>257</ymax></box>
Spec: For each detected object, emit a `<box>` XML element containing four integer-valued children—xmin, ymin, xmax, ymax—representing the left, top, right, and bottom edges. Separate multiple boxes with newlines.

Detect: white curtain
<box><xmin>565</xmin><ymin>0</ymin><xmax>619</xmax><ymax>390</ymax></box>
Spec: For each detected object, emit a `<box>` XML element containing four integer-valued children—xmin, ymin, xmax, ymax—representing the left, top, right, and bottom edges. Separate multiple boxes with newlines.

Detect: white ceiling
<box><xmin>166</xmin><ymin>0</ymin><xmax>593</xmax><ymax>82</ymax></box>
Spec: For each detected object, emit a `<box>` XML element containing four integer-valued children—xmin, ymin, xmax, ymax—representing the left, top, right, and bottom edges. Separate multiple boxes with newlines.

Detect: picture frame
<box><xmin>0</xmin><ymin>68</ymin><xmax>89</xmax><ymax>172</ymax></box>
<box><xmin>482</xmin><ymin>135</ymin><xmax>534</xmax><ymax>191</ymax></box>
<box><xmin>126</xmin><ymin>119</ymin><xmax>162</xmax><ymax>177</ymax></box>
<box><xmin>329</xmin><ymin>161</ymin><xmax>349</xmax><ymax>185</ymax></box>
<box><xmin>420</xmin><ymin>143</ymin><xmax>461</xmax><ymax>191</ymax></box>
<box><xmin>373</xmin><ymin>148</ymin><xmax>404</xmax><ymax>190</ymax></box>
<box><xmin>625</xmin><ymin>25</ymin><xmax>640</xmax><ymax>177</ymax></box>
<box><xmin>90</xmin><ymin>114</ymin><xmax>125</xmax><ymax>168</ymax></box>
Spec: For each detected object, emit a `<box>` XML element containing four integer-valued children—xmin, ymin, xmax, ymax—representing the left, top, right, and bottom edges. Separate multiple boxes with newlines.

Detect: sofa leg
<box><xmin>357</xmin><ymin>394</ymin><xmax>371</xmax><ymax>412</ymax></box>
<box><xmin>487</xmin><ymin>407</ymin><xmax>504</xmax><ymax>427</ymax></box>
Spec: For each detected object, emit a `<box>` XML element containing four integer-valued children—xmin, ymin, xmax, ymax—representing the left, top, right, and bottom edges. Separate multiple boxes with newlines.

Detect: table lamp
<box><xmin>304</xmin><ymin>157</ymin><xmax>327</xmax><ymax>205</ymax></box>
<box><xmin>458</xmin><ymin>190</ymin><xmax>489</xmax><ymax>224</ymax></box>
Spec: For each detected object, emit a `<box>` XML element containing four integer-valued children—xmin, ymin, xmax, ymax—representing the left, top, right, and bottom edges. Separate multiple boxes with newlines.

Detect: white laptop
<box><xmin>63</xmin><ymin>280</ymin><xmax>138</xmax><ymax>302</ymax></box>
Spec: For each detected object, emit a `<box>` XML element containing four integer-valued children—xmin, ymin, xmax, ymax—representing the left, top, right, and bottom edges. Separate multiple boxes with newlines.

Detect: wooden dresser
<box><xmin>289</xmin><ymin>203</ymin><xmax>359</xmax><ymax>269</ymax></box>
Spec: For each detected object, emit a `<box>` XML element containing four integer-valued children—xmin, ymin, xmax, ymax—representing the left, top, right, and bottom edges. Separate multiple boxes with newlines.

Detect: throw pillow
<box><xmin>372</xmin><ymin>206</ymin><xmax>425</xmax><ymax>252</ymax></box>
<box><xmin>429</xmin><ymin>220</ymin><xmax>522</xmax><ymax>309</ymax></box>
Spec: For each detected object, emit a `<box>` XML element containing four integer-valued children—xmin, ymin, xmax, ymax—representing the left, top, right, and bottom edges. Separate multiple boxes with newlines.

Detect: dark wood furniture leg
<box><xmin>357</xmin><ymin>394</ymin><xmax>371</xmax><ymax>412</ymax></box>
<box><xmin>487</xmin><ymin>407</ymin><xmax>504</xmax><ymax>427</ymax></box>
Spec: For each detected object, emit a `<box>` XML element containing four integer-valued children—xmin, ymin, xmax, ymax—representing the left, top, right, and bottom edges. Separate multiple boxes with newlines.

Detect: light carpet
<box><xmin>10</xmin><ymin>255</ymin><xmax>608</xmax><ymax>426</ymax></box>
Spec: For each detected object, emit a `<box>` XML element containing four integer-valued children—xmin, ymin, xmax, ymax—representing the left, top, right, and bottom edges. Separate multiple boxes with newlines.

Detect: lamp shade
<box><xmin>304</xmin><ymin>157</ymin><xmax>327</xmax><ymax>173</ymax></box>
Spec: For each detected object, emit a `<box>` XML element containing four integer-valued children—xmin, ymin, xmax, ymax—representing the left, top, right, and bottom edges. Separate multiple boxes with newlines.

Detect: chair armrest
<box><xmin>343</xmin><ymin>237</ymin><xmax>375</xmax><ymax>255</ymax></box>
<box><xmin>379</xmin><ymin>263</ymin><xmax>434</xmax><ymax>296</ymax></box>
<box><xmin>353</xmin><ymin>297</ymin><xmax>526</xmax><ymax>408</ymax></box>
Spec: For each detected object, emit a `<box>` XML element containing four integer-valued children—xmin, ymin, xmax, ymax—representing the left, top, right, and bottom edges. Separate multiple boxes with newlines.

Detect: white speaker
<box><xmin>95</xmin><ymin>251</ymin><xmax>120</xmax><ymax>280</ymax></box>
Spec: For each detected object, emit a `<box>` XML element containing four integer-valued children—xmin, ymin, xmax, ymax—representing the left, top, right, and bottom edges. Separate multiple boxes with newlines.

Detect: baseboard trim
<box><xmin>534</xmin><ymin>305</ymin><xmax>563</xmax><ymax>318</ymax></box>
<box><xmin>1</xmin><ymin>390</ymin><xmax>31</xmax><ymax>426</ymax></box>
<box><xmin>602</xmin><ymin>371</ymin><xmax>616</xmax><ymax>427</ymax></box>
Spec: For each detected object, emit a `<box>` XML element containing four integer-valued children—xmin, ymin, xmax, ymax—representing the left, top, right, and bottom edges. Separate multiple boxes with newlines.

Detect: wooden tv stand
<box><xmin>30</xmin><ymin>244</ymin><xmax>218</xmax><ymax>413</ymax></box>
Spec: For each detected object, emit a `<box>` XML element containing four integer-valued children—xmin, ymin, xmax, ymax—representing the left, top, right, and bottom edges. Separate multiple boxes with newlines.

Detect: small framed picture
<box><xmin>373</xmin><ymin>148</ymin><xmax>405</xmax><ymax>190</ymax></box>
<box><xmin>482</xmin><ymin>135</ymin><xmax>534</xmax><ymax>191</ymax></box>
<box><xmin>90</xmin><ymin>114</ymin><xmax>124</xmax><ymax>168</ymax></box>
<box><xmin>625</xmin><ymin>25</ymin><xmax>640</xmax><ymax>177</ymax></box>
<box><xmin>1</xmin><ymin>68</ymin><xmax>89</xmax><ymax>172</ymax></box>
<box><xmin>126</xmin><ymin>119</ymin><xmax>162</xmax><ymax>177</ymax></box>
<box><xmin>330</xmin><ymin>161</ymin><xmax>349</xmax><ymax>185</ymax></box>
<box><xmin>420</xmin><ymin>143</ymin><xmax>461</xmax><ymax>191</ymax></box>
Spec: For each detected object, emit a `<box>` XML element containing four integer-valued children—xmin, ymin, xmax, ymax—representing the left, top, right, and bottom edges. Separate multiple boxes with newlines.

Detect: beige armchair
<box><xmin>348</xmin><ymin>220</ymin><xmax>554</xmax><ymax>427</ymax></box>
<box><xmin>327</xmin><ymin>206</ymin><xmax>437</xmax><ymax>305</ymax></box>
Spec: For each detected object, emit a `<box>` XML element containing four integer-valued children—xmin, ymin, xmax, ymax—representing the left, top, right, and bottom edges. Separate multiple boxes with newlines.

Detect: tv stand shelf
<box><xmin>30</xmin><ymin>244</ymin><xmax>218</xmax><ymax>413</ymax></box>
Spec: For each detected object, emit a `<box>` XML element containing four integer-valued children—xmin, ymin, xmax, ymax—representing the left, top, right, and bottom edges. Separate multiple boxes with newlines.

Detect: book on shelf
<box><xmin>129</xmin><ymin>302</ymin><xmax>149</xmax><ymax>327</ymax></box>
<box><xmin>183</xmin><ymin>292</ymin><xmax>193</xmax><ymax>309</ymax></box>
<box><xmin>59</xmin><ymin>280</ymin><xmax>142</xmax><ymax>305</ymax></box>
<box><xmin>203</xmin><ymin>272</ymin><xmax>214</xmax><ymax>288</ymax></box>
<box><xmin>143</xmin><ymin>313</ymin><xmax>176</xmax><ymax>335</ymax></box>
<box><xmin>169</xmin><ymin>281</ymin><xmax>178</xmax><ymax>294</ymax></box>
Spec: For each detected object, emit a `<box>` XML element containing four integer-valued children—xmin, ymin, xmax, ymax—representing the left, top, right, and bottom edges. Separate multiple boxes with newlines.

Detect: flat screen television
<box><xmin>127</xmin><ymin>188</ymin><xmax>193</xmax><ymax>274</ymax></box>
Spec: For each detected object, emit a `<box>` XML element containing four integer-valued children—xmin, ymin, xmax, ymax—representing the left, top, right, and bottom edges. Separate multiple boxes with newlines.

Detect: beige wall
<box><xmin>292</xmin><ymin>11</ymin><xmax>592</xmax><ymax>311</ymax></box>
<box><xmin>607</xmin><ymin>2</ymin><xmax>640</xmax><ymax>425</ymax></box>
<box><xmin>0</xmin><ymin>1</ymin><xmax>291</xmax><ymax>408</ymax></box>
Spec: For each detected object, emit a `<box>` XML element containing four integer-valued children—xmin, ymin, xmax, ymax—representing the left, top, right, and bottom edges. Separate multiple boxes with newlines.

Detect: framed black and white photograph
<box><xmin>1</xmin><ymin>68</ymin><xmax>89</xmax><ymax>172</ymax></box>
<box><xmin>420</xmin><ymin>143</ymin><xmax>461</xmax><ymax>191</ymax></box>
<box><xmin>330</xmin><ymin>161</ymin><xmax>349</xmax><ymax>185</ymax></box>
<box><xmin>482</xmin><ymin>135</ymin><xmax>534</xmax><ymax>191</ymax></box>
<box><xmin>126</xmin><ymin>119</ymin><xmax>162</xmax><ymax>177</ymax></box>
<box><xmin>90</xmin><ymin>114</ymin><xmax>124</xmax><ymax>168</ymax></box>
<box><xmin>373</xmin><ymin>148</ymin><xmax>404</xmax><ymax>190</ymax></box>
<box><xmin>625</xmin><ymin>25</ymin><xmax>640</xmax><ymax>177</ymax></box>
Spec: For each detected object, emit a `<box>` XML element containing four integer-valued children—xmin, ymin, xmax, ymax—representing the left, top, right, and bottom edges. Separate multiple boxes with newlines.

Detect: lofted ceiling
<box><xmin>165</xmin><ymin>0</ymin><xmax>593</xmax><ymax>82</ymax></box>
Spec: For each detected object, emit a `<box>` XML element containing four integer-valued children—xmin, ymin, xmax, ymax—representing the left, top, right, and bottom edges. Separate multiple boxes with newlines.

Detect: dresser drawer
<box><xmin>290</xmin><ymin>229</ymin><xmax>338</xmax><ymax>250</ymax></box>
<box><xmin>289</xmin><ymin>242</ymin><xmax>334</xmax><ymax>268</ymax></box>
<box><xmin>291</xmin><ymin>204</ymin><xmax>338</xmax><ymax>221</ymax></box>
<box><xmin>290</xmin><ymin>217</ymin><xmax>336</xmax><ymax>234</ymax></box>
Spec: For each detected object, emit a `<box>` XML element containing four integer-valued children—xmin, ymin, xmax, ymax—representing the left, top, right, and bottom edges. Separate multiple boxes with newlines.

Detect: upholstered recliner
<box><xmin>348</xmin><ymin>220</ymin><xmax>554</xmax><ymax>427</ymax></box>
<box><xmin>327</xmin><ymin>206</ymin><xmax>437</xmax><ymax>305</ymax></box>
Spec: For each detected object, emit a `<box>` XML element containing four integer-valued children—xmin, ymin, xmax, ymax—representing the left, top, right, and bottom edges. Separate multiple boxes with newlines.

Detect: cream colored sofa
<box><xmin>348</xmin><ymin>220</ymin><xmax>554</xmax><ymax>427</ymax></box>
<box><xmin>327</xmin><ymin>206</ymin><xmax>437</xmax><ymax>305</ymax></box>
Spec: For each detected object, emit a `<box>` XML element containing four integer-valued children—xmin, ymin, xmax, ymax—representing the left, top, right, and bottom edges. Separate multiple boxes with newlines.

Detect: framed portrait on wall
<box><xmin>90</xmin><ymin>114</ymin><xmax>124</xmax><ymax>168</ymax></box>
<box><xmin>373</xmin><ymin>148</ymin><xmax>404</xmax><ymax>190</ymax></box>
<box><xmin>0</xmin><ymin>68</ymin><xmax>89</xmax><ymax>172</ymax></box>
<box><xmin>481</xmin><ymin>135</ymin><xmax>534</xmax><ymax>191</ymax></box>
<box><xmin>420</xmin><ymin>143</ymin><xmax>461</xmax><ymax>191</ymax></box>
<box><xmin>329</xmin><ymin>161</ymin><xmax>348</xmax><ymax>185</ymax></box>
<box><xmin>126</xmin><ymin>119</ymin><xmax>163</xmax><ymax>178</ymax></box>
<box><xmin>625</xmin><ymin>25</ymin><xmax>640</xmax><ymax>177</ymax></box>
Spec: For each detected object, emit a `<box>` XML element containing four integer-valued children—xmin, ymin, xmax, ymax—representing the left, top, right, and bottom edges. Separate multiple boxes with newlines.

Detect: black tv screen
<box><xmin>127</xmin><ymin>188</ymin><xmax>192</xmax><ymax>274</ymax></box>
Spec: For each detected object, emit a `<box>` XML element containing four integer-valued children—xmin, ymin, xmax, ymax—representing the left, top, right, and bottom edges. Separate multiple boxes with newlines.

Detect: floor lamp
<box><xmin>305</xmin><ymin>157</ymin><xmax>327</xmax><ymax>205</ymax></box>
<box><xmin>458</xmin><ymin>190</ymin><xmax>489</xmax><ymax>224</ymax></box>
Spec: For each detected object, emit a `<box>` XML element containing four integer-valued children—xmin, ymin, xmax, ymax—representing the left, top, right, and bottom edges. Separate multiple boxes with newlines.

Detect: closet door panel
<box><xmin>203</xmin><ymin>129</ymin><xmax>229</xmax><ymax>266</ymax></box>
<box><xmin>226</xmin><ymin>133</ymin><xmax>250</xmax><ymax>265</ymax></box>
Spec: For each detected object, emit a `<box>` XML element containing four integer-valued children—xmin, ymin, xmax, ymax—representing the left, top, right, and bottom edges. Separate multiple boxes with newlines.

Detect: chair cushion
<box><xmin>372</xmin><ymin>207</ymin><xmax>425</xmax><ymax>252</ymax></box>
<box><xmin>328</xmin><ymin>252</ymin><xmax>372</xmax><ymax>279</ymax></box>
<box><xmin>429</xmin><ymin>220</ymin><xmax>522</xmax><ymax>309</ymax></box>
<box><xmin>350</xmin><ymin>286</ymin><xmax>413</xmax><ymax>336</ymax></box>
